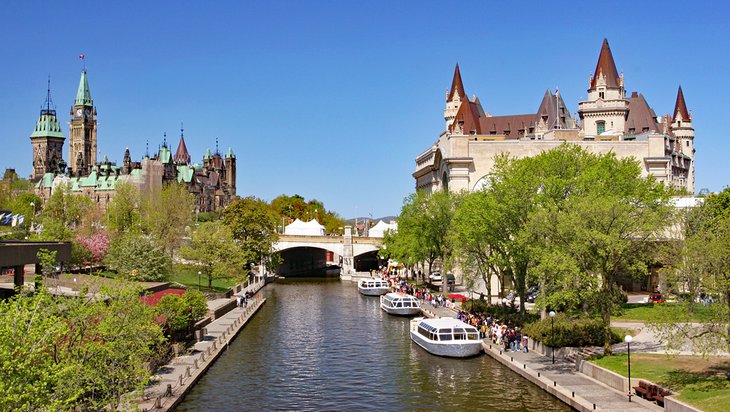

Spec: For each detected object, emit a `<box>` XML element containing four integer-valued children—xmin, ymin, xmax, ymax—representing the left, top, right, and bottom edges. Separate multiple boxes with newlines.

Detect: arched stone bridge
<box><xmin>274</xmin><ymin>227</ymin><xmax>382</xmax><ymax>276</ymax></box>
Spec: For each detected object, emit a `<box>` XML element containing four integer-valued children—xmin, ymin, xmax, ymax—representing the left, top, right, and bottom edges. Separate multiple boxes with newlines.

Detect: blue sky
<box><xmin>1</xmin><ymin>1</ymin><xmax>728</xmax><ymax>218</ymax></box>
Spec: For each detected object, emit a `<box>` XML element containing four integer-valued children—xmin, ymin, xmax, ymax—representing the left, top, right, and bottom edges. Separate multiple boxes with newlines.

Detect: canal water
<box><xmin>176</xmin><ymin>279</ymin><xmax>570</xmax><ymax>411</ymax></box>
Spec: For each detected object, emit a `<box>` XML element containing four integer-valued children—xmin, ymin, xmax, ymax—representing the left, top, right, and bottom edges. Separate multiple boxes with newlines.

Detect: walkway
<box><xmin>421</xmin><ymin>302</ymin><xmax>660</xmax><ymax>411</ymax></box>
<box><xmin>130</xmin><ymin>284</ymin><xmax>266</xmax><ymax>411</ymax></box>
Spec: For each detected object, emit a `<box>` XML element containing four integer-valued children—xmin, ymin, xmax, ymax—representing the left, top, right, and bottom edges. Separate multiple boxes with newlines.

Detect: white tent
<box><xmin>284</xmin><ymin>219</ymin><xmax>325</xmax><ymax>236</ymax></box>
<box><xmin>368</xmin><ymin>220</ymin><xmax>397</xmax><ymax>238</ymax></box>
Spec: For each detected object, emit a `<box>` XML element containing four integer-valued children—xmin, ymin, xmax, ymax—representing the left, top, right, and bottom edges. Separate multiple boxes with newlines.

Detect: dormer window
<box><xmin>599</xmin><ymin>92</ymin><xmax>605</xmax><ymax>99</ymax></box>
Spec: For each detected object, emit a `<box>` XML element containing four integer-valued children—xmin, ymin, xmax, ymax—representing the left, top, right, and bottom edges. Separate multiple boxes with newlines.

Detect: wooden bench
<box><xmin>654</xmin><ymin>387</ymin><xmax>672</xmax><ymax>407</ymax></box>
<box><xmin>633</xmin><ymin>381</ymin><xmax>655</xmax><ymax>400</ymax></box>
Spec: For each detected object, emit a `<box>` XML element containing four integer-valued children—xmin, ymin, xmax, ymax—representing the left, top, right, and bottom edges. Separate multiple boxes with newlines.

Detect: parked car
<box><xmin>502</xmin><ymin>291</ymin><xmax>516</xmax><ymax>304</ymax></box>
<box><xmin>429</xmin><ymin>272</ymin><xmax>442</xmax><ymax>282</ymax></box>
<box><xmin>526</xmin><ymin>286</ymin><xmax>539</xmax><ymax>303</ymax></box>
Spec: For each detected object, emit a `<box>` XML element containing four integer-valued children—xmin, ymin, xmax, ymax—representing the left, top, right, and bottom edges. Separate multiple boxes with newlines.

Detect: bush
<box><xmin>523</xmin><ymin>313</ymin><xmax>621</xmax><ymax>347</ymax></box>
<box><xmin>105</xmin><ymin>233</ymin><xmax>171</xmax><ymax>281</ymax></box>
<box><xmin>466</xmin><ymin>299</ymin><xmax>539</xmax><ymax>326</ymax></box>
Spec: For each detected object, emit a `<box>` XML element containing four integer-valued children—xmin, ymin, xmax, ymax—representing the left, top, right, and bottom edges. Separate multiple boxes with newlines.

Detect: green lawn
<box><xmin>590</xmin><ymin>353</ymin><xmax>730</xmax><ymax>412</ymax></box>
<box><xmin>168</xmin><ymin>263</ymin><xmax>237</xmax><ymax>293</ymax></box>
<box><xmin>614</xmin><ymin>303</ymin><xmax>714</xmax><ymax>322</ymax></box>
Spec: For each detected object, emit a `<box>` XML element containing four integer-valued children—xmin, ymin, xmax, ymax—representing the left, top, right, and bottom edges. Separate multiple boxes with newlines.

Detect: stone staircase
<box><xmin>565</xmin><ymin>347</ymin><xmax>603</xmax><ymax>366</ymax></box>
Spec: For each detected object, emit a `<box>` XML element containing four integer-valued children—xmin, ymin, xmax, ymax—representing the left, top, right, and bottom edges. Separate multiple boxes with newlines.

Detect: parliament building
<box><xmin>414</xmin><ymin>39</ymin><xmax>695</xmax><ymax>194</ymax></box>
<box><xmin>30</xmin><ymin>69</ymin><xmax>236</xmax><ymax>212</ymax></box>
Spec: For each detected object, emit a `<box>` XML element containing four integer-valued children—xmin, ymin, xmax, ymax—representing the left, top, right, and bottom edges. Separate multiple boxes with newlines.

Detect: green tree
<box><xmin>37</xmin><ymin>183</ymin><xmax>93</xmax><ymax>241</ymax></box>
<box><xmin>181</xmin><ymin>221</ymin><xmax>247</xmax><ymax>289</ymax></box>
<box><xmin>141</xmin><ymin>182</ymin><xmax>194</xmax><ymax>256</ymax></box>
<box><xmin>105</xmin><ymin>233</ymin><xmax>171</xmax><ymax>281</ymax></box>
<box><xmin>222</xmin><ymin>196</ymin><xmax>279</xmax><ymax>270</ymax></box>
<box><xmin>104</xmin><ymin>182</ymin><xmax>141</xmax><ymax>236</ymax></box>
<box><xmin>653</xmin><ymin>188</ymin><xmax>730</xmax><ymax>355</ymax></box>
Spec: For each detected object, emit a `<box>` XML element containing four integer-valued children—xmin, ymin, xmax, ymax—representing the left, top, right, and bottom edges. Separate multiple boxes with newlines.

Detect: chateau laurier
<box><xmin>29</xmin><ymin>69</ymin><xmax>236</xmax><ymax>212</ymax></box>
<box><xmin>414</xmin><ymin>39</ymin><xmax>695</xmax><ymax>194</ymax></box>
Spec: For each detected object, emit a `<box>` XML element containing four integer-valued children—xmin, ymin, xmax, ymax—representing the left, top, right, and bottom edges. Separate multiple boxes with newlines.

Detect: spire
<box><xmin>174</xmin><ymin>124</ymin><xmax>191</xmax><ymax>164</ymax></box>
<box><xmin>447</xmin><ymin>63</ymin><xmax>467</xmax><ymax>102</ymax></box>
<box><xmin>31</xmin><ymin>77</ymin><xmax>64</xmax><ymax>139</ymax></box>
<box><xmin>225</xmin><ymin>147</ymin><xmax>236</xmax><ymax>159</ymax></box>
<box><xmin>215</xmin><ymin>137</ymin><xmax>220</xmax><ymax>154</ymax></box>
<box><xmin>75</xmin><ymin>69</ymin><xmax>93</xmax><ymax>107</ymax></box>
<box><xmin>590</xmin><ymin>38</ymin><xmax>621</xmax><ymax>89</ymax></box>
<box><xmin>673</xmin><ymin>85</ymin><xmax>691</xmax><ymax>122</ymax></box>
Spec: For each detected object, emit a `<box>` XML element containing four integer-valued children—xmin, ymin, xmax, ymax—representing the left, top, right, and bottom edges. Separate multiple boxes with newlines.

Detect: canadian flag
<box><xmin>79</xmin><ymin>54</ymin><xmax>85</xmax><ymax>60</ymax></box>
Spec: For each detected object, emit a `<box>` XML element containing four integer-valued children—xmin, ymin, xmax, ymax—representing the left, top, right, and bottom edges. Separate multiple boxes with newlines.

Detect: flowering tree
<box><xmin>76</xmin><ymin>231</ymin><xmax>110</xmax><ymax>266</ymax></box>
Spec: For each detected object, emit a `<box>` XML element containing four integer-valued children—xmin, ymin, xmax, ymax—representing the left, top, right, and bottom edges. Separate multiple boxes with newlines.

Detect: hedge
<box><xmin>522</xmin><ymin>313</ymin><xmax>621</xmax><ymax>347</ymax></box>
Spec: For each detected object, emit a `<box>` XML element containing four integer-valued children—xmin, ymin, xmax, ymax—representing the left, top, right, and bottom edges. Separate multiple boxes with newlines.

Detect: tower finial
<box><xmin>215</xmin><ymin>137</ymin><xmax>219</xmax><ymax>154</ymax></box>
<box><xmin>181</xmin><ymin>121</ymin><xmax>184</xmax><ymax>137</ymax></box>
<box><xmin>163</xmin><ymin>132</ymin><xmax>167</xmax><ymax>148</ymax></box>
<box><xmin>145</xmin><ymin>140</ymin><xmax>149</xmax><ymax>157</ymax></box>
<box><xmin>41</xmin><ymin>75</ymin><xmax>56</xmax><ymax>115</ymax></box>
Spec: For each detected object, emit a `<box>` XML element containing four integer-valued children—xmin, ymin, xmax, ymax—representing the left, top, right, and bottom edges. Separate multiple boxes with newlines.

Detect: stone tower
<box><xmin>69</xmin><ymin>69</ymin><xmax>97</xmax><ymax>176</ymax></box>
<box><xmin>30</xmin><ymin>80</ymin><xmax>66</xmax><ymax>180</ymax></box>
<box><xmin>224</xmin><ymin>147</ymin><xmax>236</xmax><ymax>195</ymax></box>
<box><xmin>578</xmin><ymin>39</ymin><xmax>629</xmax><ymax>138</ymax></box>
<box><xmin>671</xmin><ymin>86</ymin><xmax>695</xmax><ymax>192</ymax></box>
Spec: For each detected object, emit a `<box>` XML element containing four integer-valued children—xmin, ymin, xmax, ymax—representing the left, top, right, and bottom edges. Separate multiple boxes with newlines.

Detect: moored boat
<box><xmin>380</xmin><ymin>292</ymin><xmax>421</xmax><ymax>316</ymax></box>
<box><xmin>409</xmin><ymin>317</ymin><xmax>483</xmax><ymax>358</ymax></box>
<box><xmin>358</xmin><ymin>278</ymin><xmax>391</xmax><ymax>296</ymax></box>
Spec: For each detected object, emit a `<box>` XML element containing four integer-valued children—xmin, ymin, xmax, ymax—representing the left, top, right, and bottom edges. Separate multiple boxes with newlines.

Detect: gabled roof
<box><xmin>673</xmin><ymin>86</ymin><xmax>691</xmax><ymax>122</ymax></box>
<box><xmin>482</xmin><ymin>114</ymin><xmax>536</xmax><ymax>137</ymax></box>
<box><xmin>75</xmin><ymin>70</ymin><xmax>93</xmax><ymax>107</ymax></box>
<box><xmin>449</xmin><ymin>100</ymin><xmax>482</xmax><ymax>134</ymax></box>
<box><xmin>447</xmin><ymin>64</ymin><xmax>467</xmax><ymax>102</ymax></box>
<box><xmin>590</xmin><ymin>39</ymin><xmax>621</xmax><ymax>89</ymax></box>
<box><xmin>625</xmin><ymin>92</ymin><xmax>661</xmax><ymax>134</ymax></box>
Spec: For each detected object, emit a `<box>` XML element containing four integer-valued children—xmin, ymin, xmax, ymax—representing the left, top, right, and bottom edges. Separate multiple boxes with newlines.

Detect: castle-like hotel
<box><xmin>29</xmin><ymin>69</ymin><xmax>236</xmax><ymax>212</ymax></box>
<box><xmin>414</xmin><ymin>39</ymin><xmax>695</xmax><ymax>194</ymax></box>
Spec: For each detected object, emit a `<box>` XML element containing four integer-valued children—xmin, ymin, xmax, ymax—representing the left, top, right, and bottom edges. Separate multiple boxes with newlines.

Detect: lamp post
<box><xmin>625</xmin><ymin>335</ymin><xmax>633</xmax><ymax>402</ymax></box>
<box><xmin>549</xmin><ymin>310</ymin><xmax>556</xmax><ymax>364</ymax></box>
<box><xmin>198</xmin><ymin>271</ymin><xmax>202</xmax><ymax>291</ymax></box>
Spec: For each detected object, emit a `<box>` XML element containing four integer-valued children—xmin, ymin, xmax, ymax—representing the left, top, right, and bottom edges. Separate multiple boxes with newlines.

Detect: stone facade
<box><xmin>32</xmin><ymin>70</ymin><xmax>237</xmax><ymax>212</ymax></box>
<box><xmin>414</xmin><ymin>39</ymin><xmax>695</xmax><ymax>194</ymax></box>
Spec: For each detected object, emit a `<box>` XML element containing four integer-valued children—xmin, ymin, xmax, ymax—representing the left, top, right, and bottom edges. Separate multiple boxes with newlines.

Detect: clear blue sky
<box><xmin>1</xmin><ymin>1</ymin><xmax>728</xmax><ymax>218</ymax></box>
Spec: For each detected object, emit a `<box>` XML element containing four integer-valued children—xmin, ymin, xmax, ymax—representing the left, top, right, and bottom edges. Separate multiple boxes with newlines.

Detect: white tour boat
<box><xmin>358</xmin><ymin>278</ymin><xmax>391</xmax><ymax>296</ymax></box>
<box><xmin>410</xmin><ymin>317</ymin><xmax>483</xmax><ymax>358</ymax></box>
<box><xmin>380</xmin><ymin>292</ymin><xmax>421</xmax><ymax>316</ymax></box>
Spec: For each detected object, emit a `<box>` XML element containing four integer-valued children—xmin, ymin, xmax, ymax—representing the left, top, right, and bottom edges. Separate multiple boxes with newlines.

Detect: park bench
<box><xmin>653</xmin><ymin>387</ymin><xmax>672</xmax><ymax>407</ymax></box>
<box><xmin>633</xmin><ymin>381</ymin><xmax>656</xmax><ymax>400</ymax></box>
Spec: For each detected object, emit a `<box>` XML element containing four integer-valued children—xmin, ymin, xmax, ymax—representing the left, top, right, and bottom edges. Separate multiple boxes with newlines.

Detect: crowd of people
<box><xmin>380</xmin><ymin>272</ymin><xmax>529</xmax><ymax>352</ymax></box>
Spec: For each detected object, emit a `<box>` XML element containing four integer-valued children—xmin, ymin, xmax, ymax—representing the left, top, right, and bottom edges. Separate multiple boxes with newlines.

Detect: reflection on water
<box><xmin>176</xmin><ymin>278</ymin><xmax>570</xmax><ymax>411</ymax></box>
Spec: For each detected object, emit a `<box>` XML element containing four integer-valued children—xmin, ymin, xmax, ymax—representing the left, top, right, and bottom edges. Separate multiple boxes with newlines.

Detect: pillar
<box><xmin>13</xmin><ymin>265</ymin><xmax>24</xmax><ymax>289</ymax></box>
<box><xmin>342</xmin><ymin>226</ymin><xmax>354</xmax><ymax>275</ymax></box>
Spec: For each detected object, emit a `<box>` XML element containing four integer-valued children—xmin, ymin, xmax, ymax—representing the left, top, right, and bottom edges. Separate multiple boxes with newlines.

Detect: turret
<box><xmin>224</xmin><ymin>147</ymin><xmax>236</xmax><ymax>195</ymax></box>
<box><xmin>174</xmin><ymin>124</ymin><xmax>191</xmax><ymax>164</ymax></box>
<box><xmin>671</xmin><ymin>85</ymin><xmax>695</xmax><ymax>192</ymax></box>
<box><xmin>30</xmin><ymin>78</ymin><xmax>66</xmax><ymax>180</ymax></box>
<box><xmin>444</xmin><ymin>64</ymin><xmax>467</xmax><ymax>130</ymax></box>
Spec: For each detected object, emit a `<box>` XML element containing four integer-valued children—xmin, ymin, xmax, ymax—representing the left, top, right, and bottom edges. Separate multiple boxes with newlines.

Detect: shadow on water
<box><xmin>176</xmin><ymin>278</ymin><xmax>570</xmax><ymax>411</ymax></box>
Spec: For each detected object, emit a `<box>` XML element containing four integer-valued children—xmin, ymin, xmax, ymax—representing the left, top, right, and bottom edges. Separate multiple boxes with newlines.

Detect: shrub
<box><xmin>467</xmin><ymin>299</ymin><xmax>539</xmax><ymax>326</ymax></box>
<box><xmin>522</xmin><ymin>313</ymin><xmax>621</xmax><ymax>347</ymax></box>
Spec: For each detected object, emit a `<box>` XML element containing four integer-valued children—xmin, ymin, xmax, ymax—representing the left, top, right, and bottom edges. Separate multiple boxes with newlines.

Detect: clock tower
<box><xmin>69</xmin><ymin>69</ymin><xmax>97</xmax><ymax>176</ymax></box>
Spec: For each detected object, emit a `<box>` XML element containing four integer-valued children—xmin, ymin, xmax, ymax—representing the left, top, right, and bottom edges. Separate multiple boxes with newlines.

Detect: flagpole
<box><xmin>555</xmin><ymin>87</ymin><xmax>560</xmax><ymax>130</ymax></box>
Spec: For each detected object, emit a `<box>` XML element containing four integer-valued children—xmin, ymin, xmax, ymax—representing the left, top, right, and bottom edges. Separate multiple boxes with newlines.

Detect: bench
<box><xmin>654</xmin><ymin>387</ymin><xmax>672</xmax><ymax>407</ymax></box>
<box><xmin>633</xmin><ymin>381</ymin><xmax>655</xmax><ymax>400</ymax></box>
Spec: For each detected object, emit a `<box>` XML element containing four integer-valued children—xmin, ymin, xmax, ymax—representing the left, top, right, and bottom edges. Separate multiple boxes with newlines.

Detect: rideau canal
<box><xmin>176</xmin><ymin>279</ymin><xmax>571</xmax><ymax>411</ymax></box>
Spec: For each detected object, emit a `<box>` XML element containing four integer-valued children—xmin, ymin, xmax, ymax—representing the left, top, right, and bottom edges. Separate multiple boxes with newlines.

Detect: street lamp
<box><xmin>198</xmin><ymin>271</ymin><xmax>202</xmax><ymax>291</ymax></box>
<box><xmin>549</xmin><ymin>310</ymin><xmax>556</xmax><ymax>364</ymax></box>
<box><xmin>625</xmin><ymin>335</ymin><xmax>633</xmax><ymax>402</ymax></box>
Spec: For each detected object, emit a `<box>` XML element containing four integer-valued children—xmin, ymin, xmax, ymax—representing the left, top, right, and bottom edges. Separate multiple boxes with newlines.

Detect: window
<box><xmin>596</xmin><ymin>121</ymin><xmax>605</xmax><ymax>135</ymax></box>
<box><xmin>599</xmin><ymin>92</ymin><xmax>605</xmax><ymax>99</ymax></box>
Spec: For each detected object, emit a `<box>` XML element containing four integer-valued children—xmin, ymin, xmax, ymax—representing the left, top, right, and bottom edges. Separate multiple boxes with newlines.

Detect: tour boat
<box><xmin>380</xmin><ymin>292</ymin><xmax>421</xmax><ymax>316</ymax></box>
<box><xmin>409</xmin><ymin>317</ymin><xmax>483</xmax><ymax>358</ymax></box>
<box><xmin>358</xmin><ymin>278</ymin><xmax>391</xmax><ymax>296</ymax></box>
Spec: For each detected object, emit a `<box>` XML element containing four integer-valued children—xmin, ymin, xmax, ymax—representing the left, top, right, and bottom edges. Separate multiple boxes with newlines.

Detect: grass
<box><xmin>590</xmin><ymin>353</ymin><xmax>730</xmax><ymax>412</ymax></box>
<box><xmin>168</xmin><ymin>263</ymin><xmax>237</xmax><ymax>293</ymax></box>
<box><xmin>613</xmin><ymin>302</ymin><xmax>714</xmax><ymax>322</ymax></box>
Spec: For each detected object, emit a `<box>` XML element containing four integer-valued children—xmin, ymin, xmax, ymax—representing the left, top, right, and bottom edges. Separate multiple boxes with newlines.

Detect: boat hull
<box><xmin>410</xmin><ymin>330</ymin><xmax>483</xmax><ymax>358</ymax></box>
<box><xmin>380</xmin><ymin>304</ymin><xmax>421</xmax><ymax>316</ymax></box>
<box><xmin>359</xmin><ymin>287</ymin><xmax>390</xmax><ymax>296</ymax></box>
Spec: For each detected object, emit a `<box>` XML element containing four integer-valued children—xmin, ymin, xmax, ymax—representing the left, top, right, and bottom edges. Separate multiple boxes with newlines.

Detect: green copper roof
<box><xmin>176</xmin><ymin>165</ymin><xmax>194</xmax><ymax>183</ymax></box>
<box><xmin>225</xmin><ymin>147</ymin><xmax>235</xmax><ymax>159</ymax></box>
<box><xmin>159</xmin><ymin>146</ymin><xmax>172</xmax><ymax>163</ymax></box>
<box><xmin>75</xmin><ymin>70</ymin><xmax>93</xmax><ymax>107</ymax></box>
<box><xmin>102</xmin><ymin>155</ymin><xmax>109</xmax><ymax>163</ymax></box>
<box><xmin>31</xmin><ymin>113</ymin><xmax>65</xmax><ymax>138</ymax></box>
<box><xmin>204</xmin><ymin>148</ymin><xmax>212</xmax><ymax>159</ymax></box>
<box><xmin>35</xmin><ymin>173</ymin><xmax>55</xmax><ymax>189</ymax></box>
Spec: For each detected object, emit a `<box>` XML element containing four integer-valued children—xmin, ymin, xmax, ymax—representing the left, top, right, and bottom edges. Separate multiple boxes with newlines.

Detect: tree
<box><xmin>153</xmin><ymin>289</ymin><xmax>208</xmax><ymax>338</ymax></box>
<box><xmin>141</xmin><ymin>183</ymin><xmax>194</xmax><ymax>256</ymax></box>
<box><xmin>104</xmin><ymin>182</ymin><xmax>141</xmax><ymax>236</ymax></box>
<box><xmin>37</xmin><ymin>183</ymin><xmax>93</xmax><ymax>241</ymax></box>
<box><xmin>75</xmin><ymin>231</ymin><xmax>110</xmax><ymax>268</ymax></box>
<box><xmin>222</xmin><ymin>196</ymin><xmax>279</xmax><ymax>270</ymax></box>
<box><xmin>524</xmin><ymin>146</ymin><xmax>674</xmax><ymax>354</ymax></box>
<box><xmin>0</xmin><ymin>283</ymin><xmax>164</xmax><ymax>411</ymax></box>
<box><xmin>105</xmin><ymin>233</ymin><xmax>171</xmax><ymax>281</ymax></box>
<box><xmin>180</xmin><ymin>221</ymin><xmax>247</xmax><ymax>289</ymax></box>
<box><xmin>653</xmin><ymin>188</ymin><xmax>730</xmax><ymax>355</ymax></box>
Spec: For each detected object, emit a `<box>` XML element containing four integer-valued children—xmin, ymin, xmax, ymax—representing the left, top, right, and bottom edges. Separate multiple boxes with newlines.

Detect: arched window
<box><xmin>596</xmin><ymin>121</ymin><xmax>606</xmax><ymax>135</ymax></box>
<box><xmin>442</xmin><ymin>172</ymin><xmax>449</xmax><ymax>192</ymax></box>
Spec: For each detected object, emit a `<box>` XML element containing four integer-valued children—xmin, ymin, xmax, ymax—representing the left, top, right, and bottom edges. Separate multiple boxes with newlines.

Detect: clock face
<box><xmin>76</xmin><ymin>108</ymin><xmax>82</xmax><ymax>116</ymax></box>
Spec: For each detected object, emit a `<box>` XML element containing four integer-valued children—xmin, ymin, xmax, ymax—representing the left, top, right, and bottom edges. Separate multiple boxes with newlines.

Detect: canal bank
<box><xmin>133</xmin><ymin>292</ymin><xmax>266</xmax><ymax>412</ymax></box>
